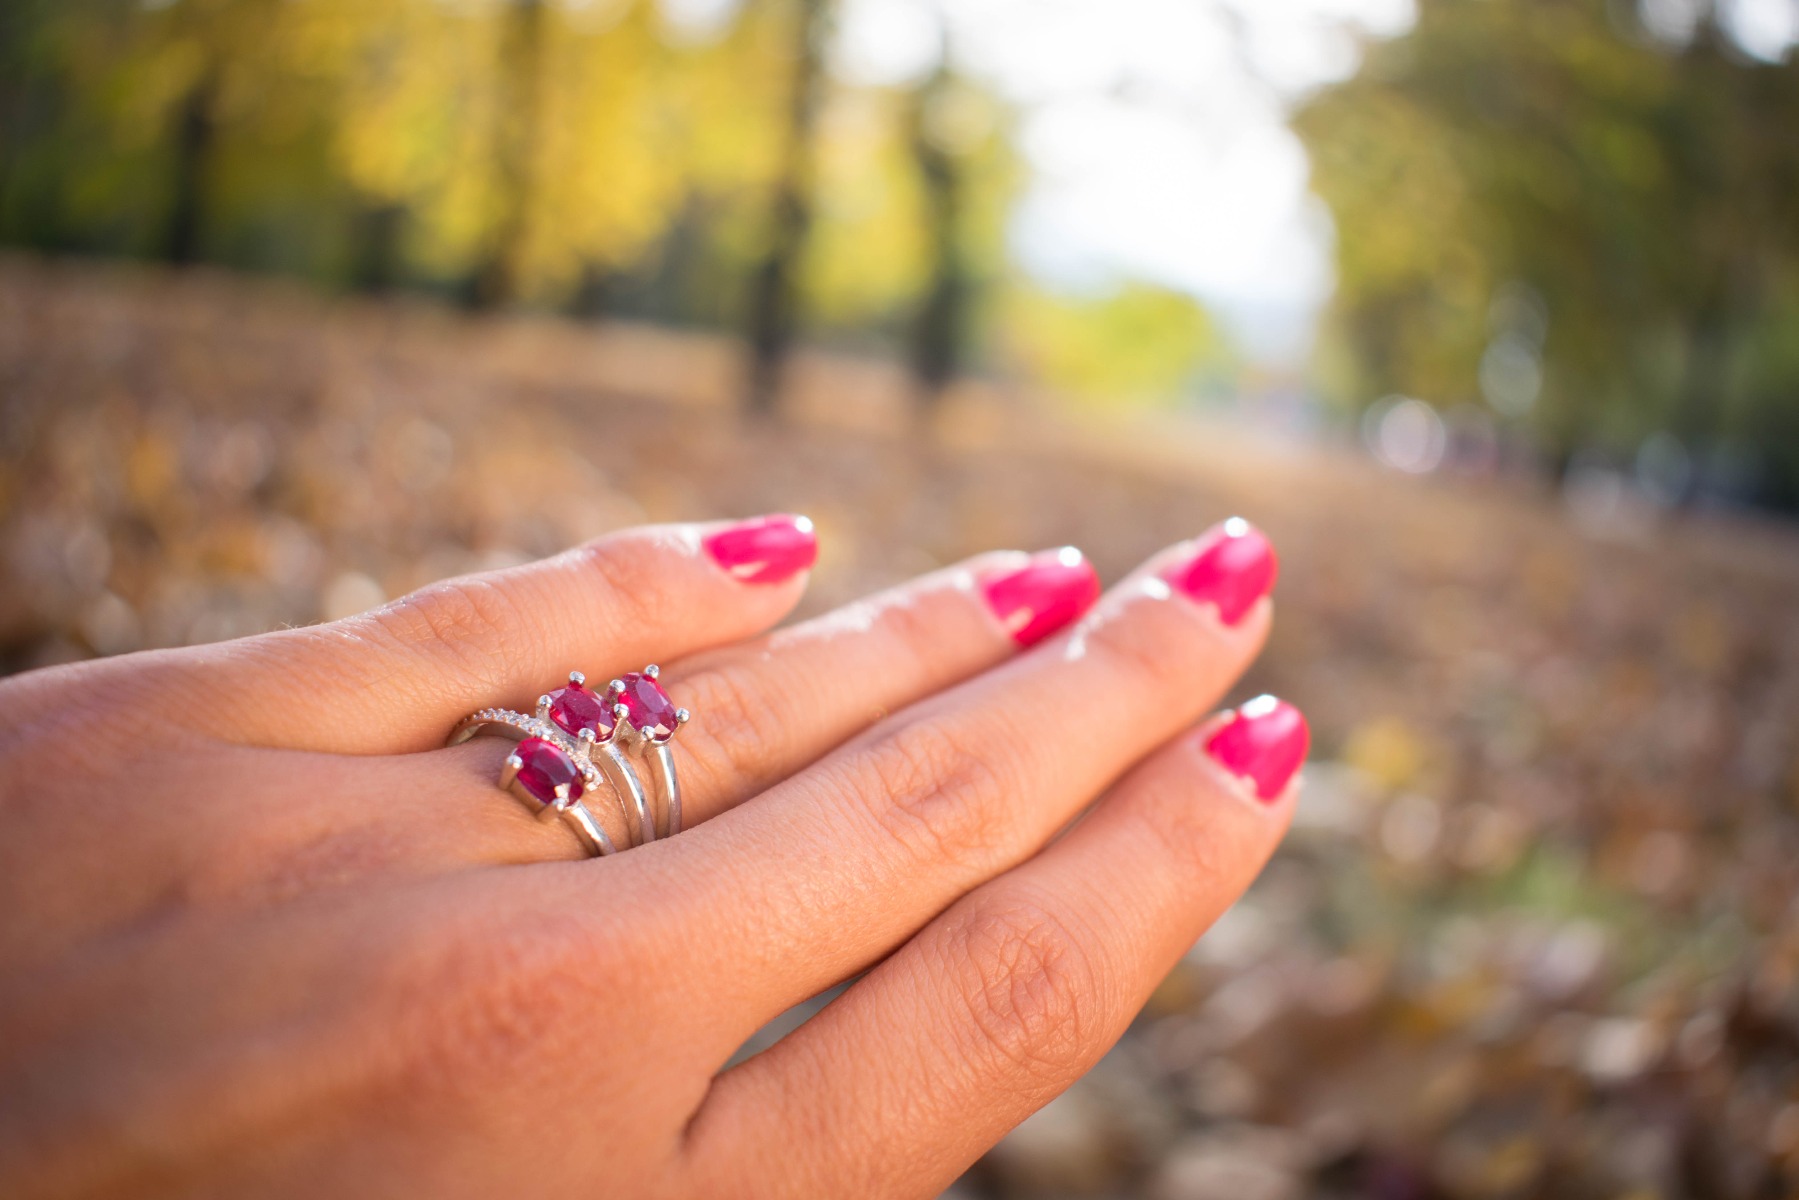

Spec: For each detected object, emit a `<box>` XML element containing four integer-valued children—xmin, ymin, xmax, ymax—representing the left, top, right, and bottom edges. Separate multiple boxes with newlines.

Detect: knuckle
<box><xmin>1134</xmin><ymin>758</ymin><xmax>1269</xmax><ymax>887</ymax></box>
<box><xmin>1086</xmin><ymin>595</ymin><xmax>1210</xmax><ymax>695</ymax></box>
<box><xmin>675</xmin><ymin>664</ymin><xmax>790</xmax><ymax>802</ymax></box>
<box><xmin>364</xmin><ymin>575</ymin><xmax>528</xmax><ymax>688</ymax></box>
<box><xmin>940</xmin><ymin>896</ymin><xmax>1101</xmax><ymax>1083</ymax></box>
<box><xmin>1147</xmin><ymin>780</ymin><xmax>1236</xmax><ymax>879</ymax></box>
<box><xmin>845</xmin><ymin>717</ymin><xmax>1014</xmax><ymax>876</ymax></box>
<box><xmin>575</xmin><ymin>531</ymin><xmax>695</xmax><ymax>632</ymax></box>
<box><xmin>873</xmin><ymin>582</ymin><xmax>972</xmax><ymax>671</ymax></box>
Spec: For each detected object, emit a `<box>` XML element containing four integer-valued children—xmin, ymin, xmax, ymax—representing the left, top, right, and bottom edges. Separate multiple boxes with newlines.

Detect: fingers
<box><xmin>22</xmin><ymin>545</ymin><xmax>1106</xmax><ymax>944</ymax></box>
<box><xmin>611</xmin><ymin>519</ymin><xmax>1280</xmax><ymax>1043</ymax></box>
<box><xmin>0</xmin><ymin>515</ymin><xmax>811</xmax><ymax>946</ymax></box>
<box><xmin>0</xmin><ymin>533</ymin><xmax>1106</xmax><ymax>951</ymax></box>
<box><xmin>689</xmin><ymin>699</ymin><xmax>1307</xmax><ymax>1199</ymax></box>
<box><xmin>641</xmin><ymin>545</ymin><xmax>1103</xmax><ymax>827</ymax></box>
<box><xmin>379</xmin><ymin>546</ymin><xmax>1103</xmax><ymax>865</ymax></box>
<box><xmin>179</xmin><ymin>516</ymin><xmax>819</xmax><ymax>754</ymax></box>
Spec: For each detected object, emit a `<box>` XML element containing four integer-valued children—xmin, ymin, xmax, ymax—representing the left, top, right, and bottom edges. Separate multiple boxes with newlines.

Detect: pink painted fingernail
<box><xmin>1159</xmin><ymin>517</ymin><xmax>1277</xmax><ymax>625</ymax></box>
<box><xmin>703</xmin><ymin>514</ymin><xmax>818</xmax><ymax>584</ymax></box>
<box><xmin>1205</xmin><ymin>696</ymin><xmax>1309</xmax><ymax>802</ymax></box>
<box><xmin>979</xmin><ymin>547</ymin><xmax>1101</xmax><ymax>647</ymax></box>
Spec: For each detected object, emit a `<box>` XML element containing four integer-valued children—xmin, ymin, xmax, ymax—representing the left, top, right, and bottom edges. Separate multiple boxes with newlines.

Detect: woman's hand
<box><xmin>0</xmin><ymin>515</ymin><xmax>1306</xmax><ymax>1199</ymax></box>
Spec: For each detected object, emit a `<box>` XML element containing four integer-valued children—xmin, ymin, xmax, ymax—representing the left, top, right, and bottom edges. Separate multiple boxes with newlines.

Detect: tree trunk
<box><xmin>163</xmin><ymin>69</ymin><xmax>218</xmax><ymax>265</ymax></box>
<box><xmin>744</xmin><ymin>0</ymin><xmax>829</xmax><ymax>415</ymax></box>
<box><xmin>472</xmin><ymin>0</ymin><xmax>547</xmax><ymax>309</ymax></box>
<box><xmin>0</xmin><ymin>0</ymin><xmax>43</xmax><ymax>235</ymax></box>
<box><xmin>568</xmin><ymin>261</ymin><xmax>613</xmax><ymax>320</ymax></box>
<box><xmin>908</xmin><ymin>59</ymin><xmax>968</xmax><ymax>412</ymax></box>
<box><xmin>351</xmin><ymin>202</ymin><xmax>407</xmax><ymax>294</ymax></box>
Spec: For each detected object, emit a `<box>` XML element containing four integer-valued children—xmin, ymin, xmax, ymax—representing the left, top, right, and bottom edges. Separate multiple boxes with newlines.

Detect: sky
<box><xmin>659</xmin><ymin>0</ymin><xmax>1799</xmax><ymax>365</ymax></box>
<box><xmin>831</xmin><ymin>0</ymin><xmax>1418</xmax><ymax>363</ymax></box>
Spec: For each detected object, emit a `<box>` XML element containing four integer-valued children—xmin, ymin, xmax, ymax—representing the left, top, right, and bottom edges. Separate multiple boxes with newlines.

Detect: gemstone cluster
<box><xmin>503</xmin><ymin>666</ymin><xmax>687</xmax><ymax>808</ymax></box>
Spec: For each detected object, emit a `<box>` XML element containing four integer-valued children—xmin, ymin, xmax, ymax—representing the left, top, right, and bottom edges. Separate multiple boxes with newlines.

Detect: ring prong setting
<box><xmin>455</xmin><ymin>667</ymin><xmax>688</xmax><ymax>854</ymax></box>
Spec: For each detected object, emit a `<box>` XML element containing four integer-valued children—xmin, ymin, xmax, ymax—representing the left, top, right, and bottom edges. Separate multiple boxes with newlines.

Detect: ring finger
<box><xmin>396</xmin><ymin>543</ymin><xmax>1103</xmax><ymax>862</ymax></box>
<box><xmin>140</xmin><ymin>541</ymin><xmax>1103</xmax><ymax>902</ymax></box>
<box><xmin>3</xmin><ymin>526</ymin><xmax>1102</xmax><ymax>941</ymax></box>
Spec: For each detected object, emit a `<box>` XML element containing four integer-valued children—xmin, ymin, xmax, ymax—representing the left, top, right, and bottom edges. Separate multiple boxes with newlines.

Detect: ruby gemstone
<box><xmin>618</xmin><ymin>671</ymin><xmax>678</xmax><ymax>740</ymax></box>
<box><xmin>547</xmin><ymin>680</ymin><xmax>615</xmax><ymax>741</ymax></box>
<box><xmin>514</xmin><ymin>737</ymin><xmax>585</xmax><ymax>806</ymax></box>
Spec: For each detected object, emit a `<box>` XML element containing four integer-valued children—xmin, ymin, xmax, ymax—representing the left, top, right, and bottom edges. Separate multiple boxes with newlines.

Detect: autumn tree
<box><xmin>743</xmin><ymin>0</ymin><xmax>832</xmax><ymax>414</ymax></box>
<box><xmin>1295</xmin><ymin>0</ymin><xmax>1799</xmax><ymax>507</ymax></box>
<box><xmin>906</xmin><ymin>47</ymin><xmax>967</xmax><ymax>409</ymax></box>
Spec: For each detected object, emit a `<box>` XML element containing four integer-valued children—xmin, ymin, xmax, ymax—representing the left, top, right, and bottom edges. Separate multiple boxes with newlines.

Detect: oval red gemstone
<box><xmin>618</xmin><ymin>671</ymin><xmax>678</xmax><ymax>740</ymax></box>
<box><xmin>547</xmin><ymin>681</ymin><xmax>615</xmax><ymax>740</ymax></box>
<box><xmin>514</xmin><ymin>737</ymin><xmax>585</xmax><ymax>806</ymax></box>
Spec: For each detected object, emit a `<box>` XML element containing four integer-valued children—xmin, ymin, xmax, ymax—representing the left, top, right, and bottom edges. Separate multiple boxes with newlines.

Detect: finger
<box><xmin>584</xmin><ymin>518</ymin><xmax>1280</xmax><ymax>1047</ymax></box>
<box><xmin>0</xmin><ymin>515</ymin><xmax>812</xmax><ymax>941</ymax></box>
<box><xmin>508</xmin><ymin>544</ymin><xmax>1099</xmax><ymax>829</ymax></box>
<box><xmin>16</xmin><ymin>546</ymin><xmax>1106</xmax><ymax>936</ymax></box>
<box><xmin>689</xmin><ymin>699</ymin><xmax>1307</xmax><ymax>1198</ymax></box>
<box><xmin>318</xmin><ymin>546</ymin><xmax>1102</xmax><ymax>870</ymax></box>
<box><xmin>136</xmin><ymin>515</ymin><xmax>820</xmax><ymax>755</ymax></box>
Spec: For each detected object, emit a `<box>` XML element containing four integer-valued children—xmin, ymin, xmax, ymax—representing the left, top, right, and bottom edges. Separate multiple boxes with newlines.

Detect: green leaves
<box><xmin>1296</xmin><ymin>0</ymin><xmax>1799</xmax><ymax>509</ymax></box>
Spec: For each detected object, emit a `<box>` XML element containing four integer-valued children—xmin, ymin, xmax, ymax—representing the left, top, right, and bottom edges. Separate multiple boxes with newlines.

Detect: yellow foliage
<box><xmin>1342</xmin><ymin>715</ymin><xmax>1430</xmax><ymax>793</ymax></box>
<box><xmin>998</xmin><ymin>283</ymin><xmax>1227</xmax><ymax>405</ymax></box>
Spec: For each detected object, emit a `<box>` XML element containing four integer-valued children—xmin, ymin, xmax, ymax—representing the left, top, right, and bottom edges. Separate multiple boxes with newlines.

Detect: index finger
<box><xmin>12</xmin><ymin>516</ymin><xmax>819</xmax><ymax>755</ymax></box>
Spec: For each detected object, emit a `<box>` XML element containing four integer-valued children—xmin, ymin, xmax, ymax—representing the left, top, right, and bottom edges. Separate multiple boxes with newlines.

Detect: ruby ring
<box><xmin>447</xmin><ymin>666</ymin><xmax>690</xmax><ymax>857</ymax></box>
<box><xmin>602</xmin><ymin>665</ymin><xmax>690</xmax><ymax>841</ymax></box>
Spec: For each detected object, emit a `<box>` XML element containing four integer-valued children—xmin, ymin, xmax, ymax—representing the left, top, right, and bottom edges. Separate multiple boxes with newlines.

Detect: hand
<box><xmin>0</xmin><ymin>514</ymin><xmax>1306</xmax><ymax>1199</ymax></box>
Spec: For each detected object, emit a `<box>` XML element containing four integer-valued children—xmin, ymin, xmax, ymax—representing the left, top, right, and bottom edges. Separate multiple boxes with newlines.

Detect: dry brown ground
<box><xmin>4</xmin><ymin>258</ymin><xmax>1798</xmax><ymax>1199</ymax></box>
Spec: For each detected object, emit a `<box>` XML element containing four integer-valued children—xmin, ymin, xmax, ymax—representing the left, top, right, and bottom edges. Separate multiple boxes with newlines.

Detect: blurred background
<box><xmin>3</xmin><ymin>0</ymin><xmax>1799</xmax><ymax>1196</ymax></box>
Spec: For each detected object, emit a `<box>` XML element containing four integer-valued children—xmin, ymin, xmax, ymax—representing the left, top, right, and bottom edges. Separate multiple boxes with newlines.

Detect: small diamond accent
<box><xmin>453</xmin><ymin>708</ymin><xmax>601</xmax><ymax>789</ymax></box>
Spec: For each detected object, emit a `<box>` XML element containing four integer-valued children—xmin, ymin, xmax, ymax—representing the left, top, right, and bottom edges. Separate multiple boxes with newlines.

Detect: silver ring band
<box><xmin>557</xmin><ymin>799</ymin><xmax>617</xmax><ymax>857</ymax></box>
<box><xmin>449</xmin><ymin>708</ymin><xmax>629</xmax><ymax>856</ymax></box>
<box><xmin>600</xmin><ymin>665</ymin><xmax>689</xmax><ymax>842</ymax></box>
<box><xmin>595</xmin><ymin>738</ymin><xmax>655</xmax><ymax>848</ymax></box>
<box><xmin>449</xmin><ymin>666</ymin><xmax>690</xmax><ymax>857</ymax></box>
<box><xmin>644</xmin><ymin>741</ymin><xmax>682</xmax><ymax>839</ymax></box>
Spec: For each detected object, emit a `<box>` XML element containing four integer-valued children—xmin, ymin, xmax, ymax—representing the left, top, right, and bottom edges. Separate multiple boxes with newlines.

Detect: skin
<box><xmin>0</xmin><ymin>520</ymin><xmax>1295</xmax><ymax>1199</ymax></box>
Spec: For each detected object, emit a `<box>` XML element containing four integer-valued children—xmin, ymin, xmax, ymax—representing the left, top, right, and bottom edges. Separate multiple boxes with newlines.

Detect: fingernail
<box><xmin>703</xmin><ymin>514</ymin><xmax>818</xmax><ymax>584</ymax></box>
<box><xmin>979</xmin><ymin>546</ymin><xmax>1101</xmax><ymax>647</ymax></box>
<box><xmin>1205</xmin><ymin>696</ymin><xmax>1309</xmax><ymax>802</ymax></box>
<box><xmin>1159</xmin><ymin>517</ymin><xmax>1277</xmax><ymax>625</ymax></box>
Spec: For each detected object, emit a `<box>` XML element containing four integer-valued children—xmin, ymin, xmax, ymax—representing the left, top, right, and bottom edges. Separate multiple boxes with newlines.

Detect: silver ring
<box><xmin>448</xmin><ymin>667</ymin><xmax>690</xmax><ymax>856</ymax></box>
<box><xmin>600</xmin><ymin>664</ymin><xmax>690</xmax><ymax>840</ymax></box>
